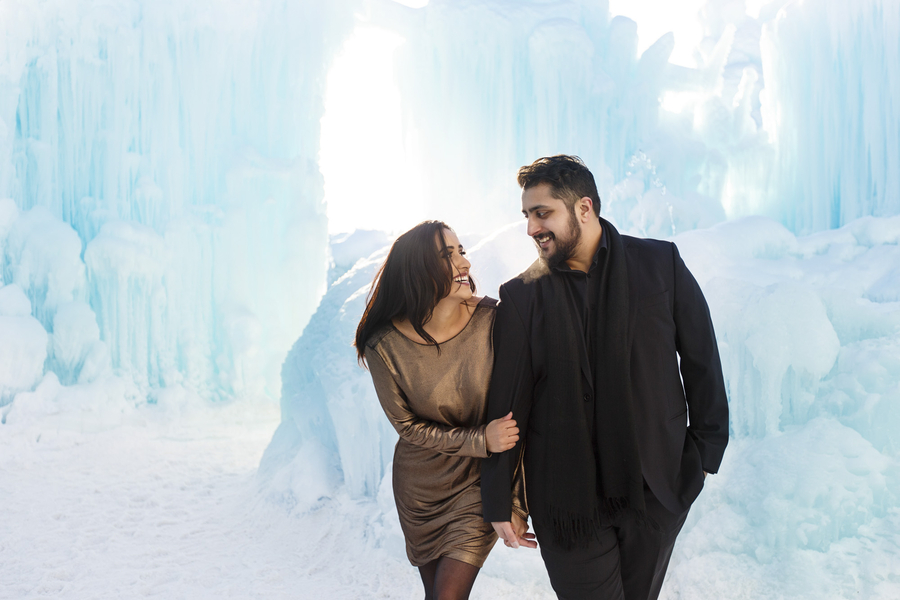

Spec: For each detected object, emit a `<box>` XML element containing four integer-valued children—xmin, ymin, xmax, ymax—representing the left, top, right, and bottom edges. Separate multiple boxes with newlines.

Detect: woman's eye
<box><xmin>459</xmin><ymin>250</ymin><xmax>466</xmax><ymax>256</ymax></box>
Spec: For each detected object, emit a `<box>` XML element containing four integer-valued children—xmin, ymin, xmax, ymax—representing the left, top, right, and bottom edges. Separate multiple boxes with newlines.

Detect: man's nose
<box><xmin>526</xmin><ymin>218</ymin><xmax>540</xmax><ymax>238</ymax></box>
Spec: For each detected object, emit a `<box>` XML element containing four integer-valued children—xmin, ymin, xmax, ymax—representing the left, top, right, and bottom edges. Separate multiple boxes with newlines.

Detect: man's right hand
<box><xmin>491</xmin><ymin>514</ymin><xmax>537</xmax><ymax>549</ymax></box>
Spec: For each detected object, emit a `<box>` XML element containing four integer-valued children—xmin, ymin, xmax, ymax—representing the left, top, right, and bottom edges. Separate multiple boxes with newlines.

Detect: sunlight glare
<box><xmin>608</xmin><ymin>0</ymin><xmax>706</xmax><ymax>67</ymax></box>
<box><xmin>320</xmin><ymin>26</ymin><xmax>425</xmax><ymax>235</ymax></box>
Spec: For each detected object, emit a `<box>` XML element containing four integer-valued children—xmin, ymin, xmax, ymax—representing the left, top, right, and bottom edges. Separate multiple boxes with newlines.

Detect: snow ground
<box><xmin>3</xmin><ymin>400</ymin><xmax>899</xmax><ymax>599</ymax></box>
<box><xmin>0</xmin><ymin>404</ymin><xmax>553</xmax><ymax>599</ymax></box>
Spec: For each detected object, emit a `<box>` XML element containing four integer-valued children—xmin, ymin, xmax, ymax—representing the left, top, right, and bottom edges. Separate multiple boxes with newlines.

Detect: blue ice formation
<box><xmin>759</xmin><ymin>0</ymin><xmax>900</xmax><ymax>233</ymax></box>
<box><xmin>2</xmin><ymin>0</ymin><xmax>899</xmax><ymax>417</ymax></box>
<box><xmin>0</xmin><ymin>0</ymin><xmax>357</xmax><ymax>402</ymax></box>
<box><xmin>386</xmin><ymin>0</ymin><xmax>727</xmax><ymax>231</ymax></box>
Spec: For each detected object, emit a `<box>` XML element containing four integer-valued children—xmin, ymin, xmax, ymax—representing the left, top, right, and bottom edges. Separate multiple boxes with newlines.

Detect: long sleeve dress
<box><xmin>365</xmin><ymin>297</ymin><xmax>526</xmax><ymax>568</ymax></box>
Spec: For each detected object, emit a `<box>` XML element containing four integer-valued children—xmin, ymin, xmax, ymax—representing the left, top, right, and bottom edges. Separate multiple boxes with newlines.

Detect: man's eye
<box><xmin>537</xmin><ymin>212</ymin><xmax>547</xmax><ymax>218</ymax></box>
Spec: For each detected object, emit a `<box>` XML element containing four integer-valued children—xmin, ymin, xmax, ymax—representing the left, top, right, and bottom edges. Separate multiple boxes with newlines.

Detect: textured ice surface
<box><xmin>0</xmin><ymin>289</ymin><xmax>47</xmax><ymax>410</ymax></box>
<box><xmin>759</xmin><ymin>0</ymin><xmax>900</xmax><ymax>233</ymax></box>
<box><xmin>4</xmin><ymin>0</ymin><xmax>898</xmax><ymax>411</ymax></box>
<box><xmin>0</xmin><ymin>0</ymin><xmax>358</xmax><ymax>402</ymax></box>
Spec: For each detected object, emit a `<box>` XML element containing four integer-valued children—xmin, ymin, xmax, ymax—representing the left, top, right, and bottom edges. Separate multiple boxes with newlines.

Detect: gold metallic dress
<box><xmin>366</xmin><ymin>298</ymin><xmax>525</xmax><ymax>568</ymax></box>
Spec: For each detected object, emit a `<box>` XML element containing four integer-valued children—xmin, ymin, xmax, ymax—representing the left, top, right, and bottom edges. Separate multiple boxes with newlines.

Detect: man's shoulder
<box><xmin>622</xmin><ymin>233</ymin><xmax>674</xmax><ymax>254</ymax></box>
<box><xmin>622</xmin><ymin>234</ymin><xmax>677</xmax><ymax>267</ymax></box>
<box><xmin>501</xmin><ymin>259</ymin><xmax>550</xmax><ymax>295</ymax></box>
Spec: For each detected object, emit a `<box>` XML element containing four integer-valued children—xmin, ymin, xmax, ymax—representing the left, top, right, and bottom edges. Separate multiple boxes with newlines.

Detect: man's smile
<box><xmin>534</xmin><ymin>232</ymin><xmax>554</xmax><ymax>248</ymax></box>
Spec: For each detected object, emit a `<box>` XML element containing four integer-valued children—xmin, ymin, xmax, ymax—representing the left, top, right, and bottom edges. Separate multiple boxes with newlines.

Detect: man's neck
<box><xmin>565</xmin><ymin>222</ymin><xmax>603</xmax><ymax>273</ymax></box>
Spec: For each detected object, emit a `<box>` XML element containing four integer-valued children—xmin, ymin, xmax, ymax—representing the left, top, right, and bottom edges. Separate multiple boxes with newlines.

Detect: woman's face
<box><xmin>437</xmin><ymin>228</ymin><xmax>473</xmax><ymax>302</ymax></box>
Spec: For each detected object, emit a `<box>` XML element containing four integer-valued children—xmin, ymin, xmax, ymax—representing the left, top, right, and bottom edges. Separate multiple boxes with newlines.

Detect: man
<box><xmin>481</xmin><ymin>155</ymin><xmax>729</xmax><ymax>600</ymax></box>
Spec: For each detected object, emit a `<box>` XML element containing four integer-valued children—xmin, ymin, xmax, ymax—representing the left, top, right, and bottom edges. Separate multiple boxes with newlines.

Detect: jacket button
<box><xmin>583</xmin><ymin>393</ymin><xmax>592</xmax><ymax>402</ymax></box>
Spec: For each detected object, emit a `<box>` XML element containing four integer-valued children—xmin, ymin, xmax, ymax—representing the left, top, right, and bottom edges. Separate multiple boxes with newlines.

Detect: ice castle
<box><xmin>1</xmin><ymin>1</ymin><xmax>899</xmax><ymax>596</ymax></box>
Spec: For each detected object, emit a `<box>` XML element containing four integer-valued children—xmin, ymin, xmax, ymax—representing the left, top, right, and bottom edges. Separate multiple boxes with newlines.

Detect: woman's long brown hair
<box><xmin>354</xmin><ymin>221</ymin><xmax>476</xmax><ymax>365</ymax></box>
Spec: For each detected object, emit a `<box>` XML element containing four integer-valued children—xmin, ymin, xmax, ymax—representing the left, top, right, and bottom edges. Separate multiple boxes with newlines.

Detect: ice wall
<box><xmin>601</xmin><ymin>0</ymin><xmax>900</xmax><ymax>236</ymax></box>
<box><xmin>759</xmin><ymin>0</ymin><xmax>900</xmax><ymax>233</ymax></box>
<box><xmin>0</xmin><ymin>0</ymin><xmax>357</xmax><ymax>402</ymax></box>
<box><xmin>378</xmin><ymin>0</ymin><xmax>793</xmax><ymax>236</ymax></box>
<box><xmin>382</xmin><ymin>0</ymin><xmax>685</xmax><ymax>231</ymax></box>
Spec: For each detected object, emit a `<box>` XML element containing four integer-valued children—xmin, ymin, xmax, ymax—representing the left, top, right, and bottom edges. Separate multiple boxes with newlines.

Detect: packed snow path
<box><xmin>0</xmin><ymin>404</ymin><xmax>553</xmax><ymax>599</ymax></box>
<box><xmin>3</xmin><ymin>401</ymin><xmax>899</xmax><ymax>598</ymax></box>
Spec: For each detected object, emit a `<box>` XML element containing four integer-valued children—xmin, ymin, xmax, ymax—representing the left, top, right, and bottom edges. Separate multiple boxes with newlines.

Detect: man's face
<box><xmin>522</xmin><ymin>183</ymin><xmax>581</xmax><ymax>268</ymax></box>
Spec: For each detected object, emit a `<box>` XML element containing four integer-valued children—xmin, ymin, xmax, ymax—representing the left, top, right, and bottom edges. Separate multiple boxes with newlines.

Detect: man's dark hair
<box><xmin>517</xmin><ymin>155</ymin><xmax>601</xmax><ymax>216</ymax></box>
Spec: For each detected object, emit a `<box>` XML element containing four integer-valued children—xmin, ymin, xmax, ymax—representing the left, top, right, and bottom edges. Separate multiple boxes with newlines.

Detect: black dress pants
<box><xmin>534</xmin><ymin>484</ymin><xmax>689</xmax><ymax>600</ymax></box>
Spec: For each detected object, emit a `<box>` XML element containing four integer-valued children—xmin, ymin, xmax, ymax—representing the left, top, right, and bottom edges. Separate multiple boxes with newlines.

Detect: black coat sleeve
<box><xmin>481</xmin><ymin>282</ymin><xmax>535</xmax><ymax>522</ymax></box>
<box><xmin>672</xmin><ymin>243</ymin><xmax>729</xmax><ymax>473</ymax></box>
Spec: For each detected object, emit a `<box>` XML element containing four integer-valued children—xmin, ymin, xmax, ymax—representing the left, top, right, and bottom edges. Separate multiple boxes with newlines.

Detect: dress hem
<box><xmin>407</xmin><ymin>539</ymin><xmax>498</xmax><ymax>569</ymax></box>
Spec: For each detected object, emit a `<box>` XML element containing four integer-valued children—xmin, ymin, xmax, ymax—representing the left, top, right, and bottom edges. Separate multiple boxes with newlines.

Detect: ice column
<box><xmin>1</xmin><ymin>0</ymin><xmax>358</xmax><ymax>399</ymax></box>
<box><xmin>760</xmin><ymin>0</ymin><xmax>900</xmax><ymax>233</ymax></box>
<box><xmin>388</xmin><ymin>0</ymin><xmax>675</xmax><ymax>231</ymax></box>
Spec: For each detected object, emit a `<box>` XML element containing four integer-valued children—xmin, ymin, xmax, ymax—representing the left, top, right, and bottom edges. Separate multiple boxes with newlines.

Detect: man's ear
<box><xmin>578</xmin><ymin>197</ymin><xmax>594</xmax><ymax>222</ymax></box>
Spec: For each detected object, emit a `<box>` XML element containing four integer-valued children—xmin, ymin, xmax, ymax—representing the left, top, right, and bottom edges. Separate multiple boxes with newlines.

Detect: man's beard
<box><xmin>537</xmin><ymin>208</ymin><xmax>581</xmax><ymax>269</ymax></box>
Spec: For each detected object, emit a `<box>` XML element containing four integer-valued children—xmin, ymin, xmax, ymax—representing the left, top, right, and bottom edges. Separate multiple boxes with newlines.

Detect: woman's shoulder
<box><xmin>469</xmin><ymin>296</ymin><xmax>498</xmax><ymax>328</ymax></box>
<box><xmin>476</xmin><ymin>296</ymin><xmax>498</xmax><ymax>310</ymax></box>
<box><xmin>466</xmin><ymin>296</ymin><xmax>497</xmax><ymax>322</ymax></box>
<box><xmin>364</xmin><ymin>323</ymin><xmax>396</xmax><ymax>352</ymax></box>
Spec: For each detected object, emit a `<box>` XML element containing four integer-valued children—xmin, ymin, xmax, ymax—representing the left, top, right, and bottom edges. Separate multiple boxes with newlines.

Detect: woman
<box><xmin>355</xmin><ymin>221</ymin><xmax>530</xmax><ymax>600</ymax></box>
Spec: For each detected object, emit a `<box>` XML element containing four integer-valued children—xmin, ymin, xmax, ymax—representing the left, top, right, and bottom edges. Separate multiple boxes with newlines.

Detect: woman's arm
<box><xmin>511</xmin><ymin>442</ymin><xmax>529</xmax><ymax>521</ymax></box>
<box><xmin>367</xmin><ymin>347</ymin><xmax>489</xmax><ymax>458</ymax></box>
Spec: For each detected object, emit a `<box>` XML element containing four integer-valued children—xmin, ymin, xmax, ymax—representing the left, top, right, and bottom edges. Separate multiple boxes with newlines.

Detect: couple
<box><xmin>355</xmin><ymin>155</ymin><xmax>729</xmax><ymax>600</ymax></box>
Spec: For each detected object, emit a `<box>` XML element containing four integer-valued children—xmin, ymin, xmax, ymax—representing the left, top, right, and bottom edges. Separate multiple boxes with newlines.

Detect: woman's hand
<box><xmin>491</xmin><ymin>513</ymin><xmax>537</xmax><ymax>550</ymax></box>
<box><xmin>486</xmin><ymin>412</ymin><xmax>519</xmax><ymax>453</ymax></box>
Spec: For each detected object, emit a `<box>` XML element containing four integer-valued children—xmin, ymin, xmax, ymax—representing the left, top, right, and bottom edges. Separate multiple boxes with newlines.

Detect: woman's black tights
<box><xmin>418</xmin><ymin>556</ymin><xmax>480</xmax><ymax>600</ymax></box>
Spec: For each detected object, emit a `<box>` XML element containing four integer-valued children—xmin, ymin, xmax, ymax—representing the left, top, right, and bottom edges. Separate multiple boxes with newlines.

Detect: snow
<box><xmin>1</xmin><ymin>401</ymin><xmax>555</xmax><ymax>599</ymax></box>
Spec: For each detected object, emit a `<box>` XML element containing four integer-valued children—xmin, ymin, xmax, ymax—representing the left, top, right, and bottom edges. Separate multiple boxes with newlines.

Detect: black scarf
<box><xmin>535</xmin><ymin>218</ymin><xmax>647</xmax><ymax>547</ymax></box>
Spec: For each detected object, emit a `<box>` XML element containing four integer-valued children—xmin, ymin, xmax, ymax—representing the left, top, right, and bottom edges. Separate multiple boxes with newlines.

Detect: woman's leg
<box><xmin>431</xmin><ymin>556</ymin><xmax>480</xmax><ymax>600</ymax></box>
<box><xmin>419</xmin><ymin>559</ymin><xmax>439</xmax><ymax>600</ymax></box>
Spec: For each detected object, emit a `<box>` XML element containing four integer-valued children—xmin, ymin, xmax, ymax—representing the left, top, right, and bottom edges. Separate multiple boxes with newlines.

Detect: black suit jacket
<box><xmin>481</xmin><ymin>233</ymin><xmax>729</xmax><ymax>523</ymax></box>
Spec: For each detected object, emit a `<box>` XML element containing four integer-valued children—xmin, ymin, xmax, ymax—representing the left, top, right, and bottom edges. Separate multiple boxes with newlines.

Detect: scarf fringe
<box><xmin>546</xmin><ymin>498</ymin><xmax>662</xmax><ymax>550</ymax></box>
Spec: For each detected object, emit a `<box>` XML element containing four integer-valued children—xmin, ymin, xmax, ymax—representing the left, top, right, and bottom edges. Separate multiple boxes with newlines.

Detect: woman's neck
<box><xmin>429</xmin><ymin>297</ymin><xmax>470</xmax><ymax>333</ymax></box>
<box><xmin>393</xmin><ymin>297</ymin><xmax>479</xmax><ymax>344</ymax></box>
